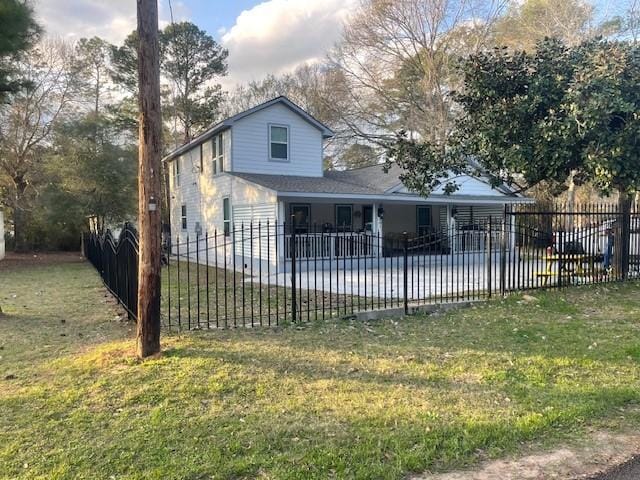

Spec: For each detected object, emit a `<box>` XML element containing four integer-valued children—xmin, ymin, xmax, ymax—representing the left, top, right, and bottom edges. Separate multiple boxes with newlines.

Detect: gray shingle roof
<box><xmin>231</xmin><ymin>162</ymin><xmax>526</xmax><ymax>201</ymax></box>
<box><xmin>230</xmin><ymin>171</ymin><xmax>385</xmax><ymax>195</ymax></box>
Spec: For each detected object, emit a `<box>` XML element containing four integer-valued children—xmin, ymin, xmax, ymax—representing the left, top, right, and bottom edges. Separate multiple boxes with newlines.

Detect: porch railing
<box><xmin>284</xmin><ymin>232</ymin><xmax>375</xmax><ymax>259</ymax></box>
<box><xmin>452</xmin><ymin>229</ymin><xmax>505</xmax><ymax>253</ymax></box>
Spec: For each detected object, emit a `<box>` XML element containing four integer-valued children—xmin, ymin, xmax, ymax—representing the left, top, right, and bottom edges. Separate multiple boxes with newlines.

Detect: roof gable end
<box><xmin>162</xmin><ymin>96</ymin><xmax>333</xmax><ymax>163</ymax></box>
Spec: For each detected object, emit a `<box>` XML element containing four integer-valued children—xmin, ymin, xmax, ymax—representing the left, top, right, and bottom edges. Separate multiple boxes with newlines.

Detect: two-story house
<box><xmin>163</xmin><ymin>96</ymin><xmax>530</xmax><ymax>270</ymax></box>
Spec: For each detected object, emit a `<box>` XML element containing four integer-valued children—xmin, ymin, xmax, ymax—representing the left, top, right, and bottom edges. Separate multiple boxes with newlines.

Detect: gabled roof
<box><xmin>162</xmin><ymin>96</ymin><xmax>334</xmax><ymax>163</ymax></box>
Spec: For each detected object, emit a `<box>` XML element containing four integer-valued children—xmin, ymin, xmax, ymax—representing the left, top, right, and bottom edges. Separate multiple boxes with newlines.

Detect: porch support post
<box><xmin>277</xmin><ymin>199</ymin><xmax>286</xmax><ymax>269</ymax></box>
<box><xmin>373</xmin><ymin>203</ymin><xmax>383</xmax><ymax>256</ymax></box>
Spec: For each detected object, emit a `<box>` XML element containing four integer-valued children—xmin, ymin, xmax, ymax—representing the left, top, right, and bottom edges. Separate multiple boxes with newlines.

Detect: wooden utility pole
<box><xmin>136</xmin><ymin>0</ymin><xmax>163</xmax><ymax>358</ymax></box>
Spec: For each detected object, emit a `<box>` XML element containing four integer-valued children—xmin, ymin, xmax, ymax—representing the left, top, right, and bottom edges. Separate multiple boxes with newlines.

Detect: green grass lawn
<box><xmin>161</xmin><ymin>261</ymin><xmax>367</xmax><ymax>329</ymax></box>
<box><xmin>2</xmin><ymin>254</ymin><xmax>640</xmax><ymax>479</ymax></box>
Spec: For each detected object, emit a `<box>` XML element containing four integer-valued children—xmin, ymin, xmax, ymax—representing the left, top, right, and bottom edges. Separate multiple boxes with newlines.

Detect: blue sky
<box><xmin>35</xmin><ymin>0</ymin><xmax>357</xmax><ymax>88</ymax></box>
<box><xmin>169</xmin><ymin>0</ymin><xmax>259</xmax><ymax>38</ymax></box>
<box><xmin>33</xmin><ymin>0</ymin><xmax>631</xmax><ymax>90</ymax></box>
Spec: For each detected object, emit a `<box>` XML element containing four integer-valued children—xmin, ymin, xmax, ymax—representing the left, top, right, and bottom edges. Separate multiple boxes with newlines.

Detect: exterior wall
<box><xmin>281</xmin><ymin>200</ymin><xmax>444</xmax><ymax>235</ymax></box>
<box><xmin>382</xmin><ymin>204</ymin><xmax>442</xmax><ymax>236</ymax></box>
<box><xmin>231</xmin><ymin>103</ymin><xmax>323</xmax><ymax>177</ymax></box>
<box><xmin>170</xmin><ymin>170</ymin><xmax>277</xmax><ymax>242</ymax></box>
<box><xmin>0</xmin><ymin>210</ymin><xmax>4</xmax><ymax>261</ymax></box>
<box><xmin>438</xmin><ymin>204</ymin><xmax>505</xmax><ymax>231</ymax></box>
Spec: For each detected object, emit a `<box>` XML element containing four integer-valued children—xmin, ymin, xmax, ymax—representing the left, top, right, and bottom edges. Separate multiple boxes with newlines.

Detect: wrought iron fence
<box><xmin>83</xmin><ymin>223</ymin><xmax>139</xmax><ymax>320</ymax></box>
<box><xmin>84</xmin><ymin>203</ymin><xmax>640</xmax><ymax>330</ymax></box>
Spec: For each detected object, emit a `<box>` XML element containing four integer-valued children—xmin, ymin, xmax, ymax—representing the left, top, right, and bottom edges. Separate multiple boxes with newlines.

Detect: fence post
<box><xmin>621</xmin><ymin>196</ymin><xmax>631</xmax><ymax>281</ymax></box>
<box><xmin>290</xmin><ymin>215</ymin><xmax>297</xmax><ymax>323</ymax></box>
<box><xmin>403</xmin><ymin>231</ymin><xmax>409</xmax><ymax>315</ymax></box>
<box><xmin>558</xmin><ymin>229</ymin><xmax>564</xmax><ymax>289</ymax></box>
<box><xmin>487</xmin><ymin>217</ymin><xmax>492</xmax><ymax>298</ymax></box>
<box><xmin>500</xmin><ymin>211</ymin><xmax>507</xmax><ymax>296</ymax></box>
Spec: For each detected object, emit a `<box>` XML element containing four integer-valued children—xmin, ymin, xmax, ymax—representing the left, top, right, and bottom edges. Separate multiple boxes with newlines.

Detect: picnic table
<box><xmin>536</xmin><ymin>253</ymin><xmax>602</xmax><ymax>286</ymax></box>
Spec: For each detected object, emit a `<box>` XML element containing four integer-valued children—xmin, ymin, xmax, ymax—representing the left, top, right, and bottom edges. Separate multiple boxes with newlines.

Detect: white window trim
<box><xmin>223</xmin><ymin>197</ymin><xmax>231</xmax><ymax>237</ymax></box>
<box><xmin>211</xmin><ymin>134</ymin><xmax>225</xmax><ymax>176</ymax></box>
<box><xmin>268</xmin><ymin>123</ymin><xmax>290</xmax><ymax>162</ymax></box>
<box><xmin>173</xmin><ymin>158</ymin><xmax>181</xmax><ymax>187</ymax></box>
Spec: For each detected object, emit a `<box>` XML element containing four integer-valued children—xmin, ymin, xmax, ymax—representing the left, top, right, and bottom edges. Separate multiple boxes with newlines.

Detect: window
<box><xmin>173</xmin><ymin>158</ymin><xmax>181</xmax><ymax>187</ymax></box>
<box><xmin>217</xmin><ymin>134</ymin><xmax>224</xmax><ymax>173</ymax></box>
<box><xmin>335</xmin><ymin>205</ymin><xmax>353</xmax><ymax>232</ymax></box>
<box><xmin>211</xmin><ymin>137</ymin><xmax>217</xmax><ymax>175</ymax></box>
<box><xmin>290</xmin><ymin>204</ymin><xmax>310</xmax><ymax>233</ymax></box>
<box><xmin>223</xmin><ymin>197</ymin><xmax>231</xmax><ymax>237</ymax></box>
<box><xmin>269</xmin><ymin>125</ymin><xmax>288</xmax><ymax>161</ymax></box>
<box><xmin>181</xmin><ymin>205</ymin><xmax>187</xmax><ymax>231</ymax></box>
<box><xmin>416</xmin><ymin>206</ymin><xmax>432</xmax><ymax>236</ymax></box>
<box><xmin>211</xmin><ymin>135</ymin><xmax>224</xmax><ymax>175</ymax></box>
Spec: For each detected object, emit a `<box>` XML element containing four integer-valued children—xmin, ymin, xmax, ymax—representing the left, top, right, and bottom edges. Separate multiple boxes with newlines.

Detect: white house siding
<box><xmin>231</xmin><ymin>103</ymin><xmax>323</xmax><ymax>177</ymax></box>
<box><xmin>170</xmin><ymin>158</ymin><xmax>278</xmax><ymax>271</ymax></box>
<box><xmin>438</xmin><ymin>204</ymin><xmax>505</xmax><ymax>231</ymax></box>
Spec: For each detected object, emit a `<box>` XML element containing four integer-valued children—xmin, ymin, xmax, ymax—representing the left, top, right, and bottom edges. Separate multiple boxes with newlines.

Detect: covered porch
<box><xmin>277</xmin><ymin>196</ymin><xmax>512</xmax><ymax>260</ymax></box>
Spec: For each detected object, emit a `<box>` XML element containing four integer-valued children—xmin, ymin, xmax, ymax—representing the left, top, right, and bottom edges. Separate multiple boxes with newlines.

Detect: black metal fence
<box><xmin>84</xmin><ymin>223</ymin><xmax>139</xmax><ymax>320</ymax></box>
<box><xmin>84</xmin><ymin>202</ymin><xmax>640</xmax><ymax>330</ymax></box>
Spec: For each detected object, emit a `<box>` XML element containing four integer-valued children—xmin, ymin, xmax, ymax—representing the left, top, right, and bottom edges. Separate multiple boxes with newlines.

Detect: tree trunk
<box><xmin>136</xmin><ymin>0</ymin><xmax>163</xmax><ymax>358</ymax></box>
<box><xmin>13</xmin><ymin>178</ymin><xmax>28</xmax><ymax>252</ymax></box>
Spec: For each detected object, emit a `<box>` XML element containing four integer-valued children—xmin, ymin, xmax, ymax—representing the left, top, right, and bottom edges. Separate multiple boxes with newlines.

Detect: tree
<box><xmin>493</xmin><ymin>0</ymin><xmax>596</xmax><ymax>50</ymax></box>
<box><xmin>0</xmin><ymin>0</ymin><xmax>41</xmax><ymax>100</ymax></box>
<box><xmin>110</xmin><ymin>31</ymin><xmax>139</xmax><ymax>95</ymax></box>
<box><xmin>160</xmin><ymin>22</ymin><xmax>227</xmax><ymax>144</ymax></box>
<box><xmin>339</xmin><ymin>143</ymin><xmax>380</xmax><ymax>170</ymax></box>
<box><xmin>75</xmin><ymin>37</ymin><xmax>113</xmax><ymax>114</ymax></box>
<box><xmin>0</xmin><ymin>39</ymin><xmax>79</xmax><ymax>250</ymax></box>
<box><xmin>47</xmin><ymin>114</ymin><xmax>137</xmax><ymax>233</ymax></box>
<box><xmin>329</xmin><ymin>0</ymin><xmax>507</xmax><ymax>145</ymax></box>
<box><xmin>388</xmin><ymin>38</ymin><xmax>640</xmax><ymax>206</ymax></box>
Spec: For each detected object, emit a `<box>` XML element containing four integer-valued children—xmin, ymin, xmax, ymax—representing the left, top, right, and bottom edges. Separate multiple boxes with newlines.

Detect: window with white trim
<box><xmin>173</xmin><ymin>158</ymin><xmax>181</xmax><ymax>187</ymax></box>
<box><xmin>269</xmin><ymin>125</ymin><xmax>288</xmax><ymax>161</ymax></box>
<box><xmin>217</xmin><ymin>134</ymin><xmax>224</xmax><ymax>173</ymax></box>
<box><xmin>181</xmin><ymin>204</ymin><xmax>187</xmax><ymax>230</ymax></box>
<box><xmin>211</xmin><ymin>134</ymin><xmax>224</xmax><ymax>175</ymax></box>
<box><xmin>223</xmin><ymin>197</ymin><xmax>231</xmax><ymax>237</ymax></box>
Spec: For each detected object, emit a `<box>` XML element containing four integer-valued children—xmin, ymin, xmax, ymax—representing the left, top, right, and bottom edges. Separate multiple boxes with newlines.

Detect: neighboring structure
<box><xmin>163</xmin><ymin>96</ymin><xmax>531</xmax><ymax>269</ymax></box>
<box><xmin>0</xmin><ymin>210</ymin><xmax>4</xmax><ymax>261</ymax></box>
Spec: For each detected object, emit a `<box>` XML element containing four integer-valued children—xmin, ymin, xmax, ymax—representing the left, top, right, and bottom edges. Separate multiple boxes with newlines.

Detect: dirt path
<box><xmin>413</xmin><ymin>430</ymin><xmax>640</xmax><ymax>480</ymax></box>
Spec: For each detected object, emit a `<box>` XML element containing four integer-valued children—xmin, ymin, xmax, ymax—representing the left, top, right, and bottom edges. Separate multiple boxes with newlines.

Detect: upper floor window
<box><xmin>269</xmin><ymin>125</ymin><xmax>289</xmax><ymax>161</ymax></box>
<box><xmin>173</xmin><ymin>158</ymin><xmax>181</xmax><ymax>187</ymax></box>
<box><xmin>211</xmin><ymin>134</ymin><xmax>224</xmax><ymax>175</ymax></box>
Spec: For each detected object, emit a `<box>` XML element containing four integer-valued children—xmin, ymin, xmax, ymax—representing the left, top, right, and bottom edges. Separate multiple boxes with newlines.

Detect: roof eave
<box><xmin>162</xmin><ymin>122</ymin><xmax>231</xmax><ymax>163</ymax></box>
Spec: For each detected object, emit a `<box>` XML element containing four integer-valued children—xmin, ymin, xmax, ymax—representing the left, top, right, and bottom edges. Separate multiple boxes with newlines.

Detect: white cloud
<box><xmin>221</xmin><ymin>0</ymin><xmax>357</xmax><ymax>88</ymax></box>
<box><xmin>33</xmin><ymin>0</ymin><xmax>187</xmax><ymax>44</ymax></box>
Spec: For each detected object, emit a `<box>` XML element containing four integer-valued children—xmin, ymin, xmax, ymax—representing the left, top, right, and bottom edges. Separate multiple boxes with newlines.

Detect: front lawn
<box><xmin>1</xmin><ymin>254</ymin><xmax>640</xmax><ymax>479</ymax></box>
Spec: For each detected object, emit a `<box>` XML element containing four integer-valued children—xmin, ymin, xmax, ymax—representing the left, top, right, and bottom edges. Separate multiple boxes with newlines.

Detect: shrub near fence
<box><xmin>84</xmin><ymin>203</ymin><xmax>640</xmax><ymax>330</ymax></box>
